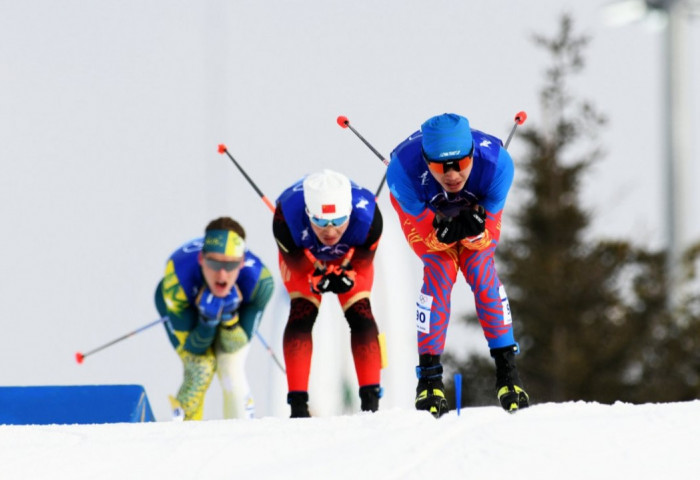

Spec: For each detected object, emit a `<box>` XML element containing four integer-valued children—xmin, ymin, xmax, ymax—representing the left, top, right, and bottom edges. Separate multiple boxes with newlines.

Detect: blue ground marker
<box><xmin>454</xmin><ymin>373</ymin><xmax>462</xmax><ymax>416</ymax></box>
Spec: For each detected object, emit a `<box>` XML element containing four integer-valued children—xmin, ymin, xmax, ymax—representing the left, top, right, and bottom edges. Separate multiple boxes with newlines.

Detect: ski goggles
<box><xmin>309</xmin><ymin>214</ymin><xmax>349</xmax><ymax>228</ymax></box>
<box><xmin>423</xmin><ymin>146</ymin><xmax>474</xmax><ymax>174</ymax></box>
<box><xmin>204</xmin><ymin>257</ymin><xmax>243</xmax><ymax>272</ymax></box>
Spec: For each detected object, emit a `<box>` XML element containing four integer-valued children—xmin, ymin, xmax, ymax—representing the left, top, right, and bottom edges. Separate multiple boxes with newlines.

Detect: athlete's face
<box><xmin>310</xmin><ymin>220</ymin><xmax>350</xmax><ymax>246</ymax></box>
<box><xmin>199</xmin><ymin>252</ymin><xmax>244</xmax><ymax>297</ymax></box>
<box><xmin>427</xmin><ymin>161</ymin><xmax>472</xmax><ymax>193</ymax></box>
<box><xmin>424</xmin><ymin>148</ymin><xmax>474</xmax><ymax>193</ymax></box>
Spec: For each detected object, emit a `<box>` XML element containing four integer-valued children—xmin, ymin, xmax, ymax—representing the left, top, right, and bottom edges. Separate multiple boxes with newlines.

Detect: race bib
<box><xmin>499</xmin><ymin>285</ymin><xmax>512</xmax><ymax>325</ymax></box>
<box><xmin>416</xmin><ymin>293</ymin><xmax>433</xmax><ymax>334</ymax></box>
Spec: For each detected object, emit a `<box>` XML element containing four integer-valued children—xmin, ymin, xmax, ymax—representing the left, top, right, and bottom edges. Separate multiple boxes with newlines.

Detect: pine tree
<box><xmin>627</xmin><ymin>244</ymin><xmax>700</xmax><ymax>402</ymax></box>
<box><xmin>444</xmin><ymin>14</ymin><xmax>700</xmax><ymax>408</ymax></box>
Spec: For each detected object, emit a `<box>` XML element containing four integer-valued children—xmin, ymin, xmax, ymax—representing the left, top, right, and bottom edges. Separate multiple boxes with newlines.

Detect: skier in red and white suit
<box><xmin>273</xmin><ymin>169</ymin><xmax>384</xmax><ymax>417</ymax></box>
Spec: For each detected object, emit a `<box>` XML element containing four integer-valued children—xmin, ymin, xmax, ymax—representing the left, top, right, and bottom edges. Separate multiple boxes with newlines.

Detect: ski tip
<box><xmin>514</xmin><ymin>111</ymin><xmax>527</xmax><ymax>125</ymax></box>
<box><xmin>336</xmin><ymin>115</ymin><xmax>349</xmax><ymax>128</ymax></box>
<box><xmin>217</xmin><ymin>144</ymin><xmax>227</xmax><ymax>154</ymax></box>
<box><xmin>75</xmin><ymin>352</ymin><xmax>84</xmax><ymax>364</ymax></box>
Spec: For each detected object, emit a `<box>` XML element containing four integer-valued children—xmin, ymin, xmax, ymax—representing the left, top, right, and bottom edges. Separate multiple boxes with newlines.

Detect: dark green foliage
<box><xmin>444</xmin><ymin>14</ymin><xmax>700</xmax><ymax>409</ymax></box>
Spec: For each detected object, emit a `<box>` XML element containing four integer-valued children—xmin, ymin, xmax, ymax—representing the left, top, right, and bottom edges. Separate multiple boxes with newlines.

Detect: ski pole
<box><xmin>218</xmin><ymin>144</ymin><xmax>276</xmax><ymax>213</ymax></box>
<box><xmin>217</xmin><ymin>143</ymin><xmax>327</xmax><ymax>269</ymax></box>
<box><xmin>255</xmin><ymin>330</ymin><xmax>286</xmax><ymax>374</ymax></box>
<box><xmin>504</xmin><ymin>111</ymin><xmax>527</xmax><ymax>150</ymax></box>
<box><xmin>75</xmin><ymin>316</ymin><xmax>169</xmax><ymax>364</ymax></box>
<box><xmin>336</xmin><ymin>115</ymin><xmax>389</xmax><ymax>197</ymax></box>
<box><xmin>374</xmin><ymin>172</ymin><xmax>388</xmax><ymax>197</ymax></box>
<box><xmin>336</xmin><ymin>116</ymin><xmax>389</xmax><ymax>166</ymax></box>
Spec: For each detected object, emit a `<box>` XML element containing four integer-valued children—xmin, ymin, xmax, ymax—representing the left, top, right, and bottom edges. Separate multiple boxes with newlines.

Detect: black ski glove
<box><xmin>433</xmin><ymin>205</ymin><xmax>486</xmax><ymax>244</ymax></box>
<box><xmin>309</xmin><ymin>266</ymin><xmax>332</xmax><ymax>294</ymax></box>
<box><xmin>325</xmin><ymin>264</ymin><xmax>356</xmax><ymax>294</ymax></box>
<box><xmin>310</xmin><ymin>265</ymin><xmax>356</xmax><ymax>294</ymax></box>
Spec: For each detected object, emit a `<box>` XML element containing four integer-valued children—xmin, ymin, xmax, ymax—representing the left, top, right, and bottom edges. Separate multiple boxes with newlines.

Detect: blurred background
<box><xmin>1</xmin><ymin>1</ymin><xmax>698</xmax><ymax>421</ymax></box>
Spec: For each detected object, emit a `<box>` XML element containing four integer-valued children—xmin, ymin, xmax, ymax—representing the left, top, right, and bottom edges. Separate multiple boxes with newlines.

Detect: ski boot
<box><xmin>415</xmin><ymin>354</ymin><xmax>449</xmax><ymax>418</ymax></box>
<box><xmin>288</xmin><ymin>391</ymin><xmax>311</xmax><ymax>418</ymax></box>
<box><xmin>491</xmin><ymin>345</ymin><xmax>530</xmax><ymax>413</ymax></box>
<box><xmin>359</xmin><ymin>385</ymin><xmax>382</xmax><ymax>412</ymax></box>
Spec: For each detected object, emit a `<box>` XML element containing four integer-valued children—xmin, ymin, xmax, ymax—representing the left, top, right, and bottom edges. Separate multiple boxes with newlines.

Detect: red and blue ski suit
<box><xmin>387</xmin><ymin>128</ymin><xmax>516</xmax><ymax>356</ymax></box>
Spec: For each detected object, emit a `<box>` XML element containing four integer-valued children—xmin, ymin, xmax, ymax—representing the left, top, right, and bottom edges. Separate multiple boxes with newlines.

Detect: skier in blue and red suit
<box><xmin>387</xmin><ymin>113</ymin><xmax>529</xmax><ymax>417</ymax></box>
<box><xmin>273</xmin><ymin>169</ymin><xmax>384</xmax><ymax>417</ymax></box>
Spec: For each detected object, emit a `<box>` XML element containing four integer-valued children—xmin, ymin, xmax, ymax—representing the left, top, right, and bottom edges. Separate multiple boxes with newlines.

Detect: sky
<box><xmin>1</xmin><ymin>401</ymin><xmax>699</xmax><ymax>479</ymax></box>
<box><xmin>1</xmin><ymin>1</ymin><xmax>699</xmax><ymax>422</ymax></box>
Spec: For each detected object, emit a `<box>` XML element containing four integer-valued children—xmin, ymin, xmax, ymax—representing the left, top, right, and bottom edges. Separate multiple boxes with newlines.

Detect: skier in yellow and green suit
<box><xmin>154</xmin><ymin>217</ymin><xmax>274</xmax><ymax>420</ymax></box>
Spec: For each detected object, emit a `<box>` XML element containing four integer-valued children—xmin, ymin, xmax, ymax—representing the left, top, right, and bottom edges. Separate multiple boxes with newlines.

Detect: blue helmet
<box><xmin>421</xmin><ymin>113</ymin><xmax>473</xmax><ymax>161</ymax></box>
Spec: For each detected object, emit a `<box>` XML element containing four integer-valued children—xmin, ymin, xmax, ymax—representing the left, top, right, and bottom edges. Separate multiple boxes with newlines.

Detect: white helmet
<box><xmin>302</xmin><ymin>169</ymin><xmax>352</xmax><ymax>220</ymax></box>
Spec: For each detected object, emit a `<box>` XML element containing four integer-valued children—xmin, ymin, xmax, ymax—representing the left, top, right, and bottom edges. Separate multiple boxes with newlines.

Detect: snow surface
<box><xmin>1</xmin><ymin>400</ymin><xmax>698</xmax><ymax>480</ymax></box>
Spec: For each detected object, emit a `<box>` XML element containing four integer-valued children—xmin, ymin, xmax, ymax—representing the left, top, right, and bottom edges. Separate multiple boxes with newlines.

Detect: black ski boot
<box><xmin>287</xmin><ymin>391</ymin><xmax>311</xmax><ymax>418</ymax></box>
<box><xmin>491</xmin><ymin>345</ymin><xmax>530</xmax><ymax>413</ymax></box>
<box><xmin>359</xmin><ymin>385</ymin><xmax>382</xmax><ymax>412</ymax></box>
<box><xmin>415</xmin><ymin>354</ymin><xmax>449</xmax><ymax>418</ymax></box>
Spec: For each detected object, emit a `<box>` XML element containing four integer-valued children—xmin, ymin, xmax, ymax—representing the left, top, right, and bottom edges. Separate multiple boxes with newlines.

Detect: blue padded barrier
<box><xmin>0</xmin><ymin>384</ymin><xmax>156</xmax><ymax>425</ymax></box>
